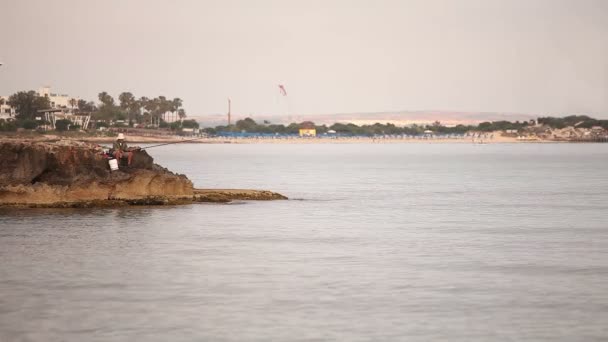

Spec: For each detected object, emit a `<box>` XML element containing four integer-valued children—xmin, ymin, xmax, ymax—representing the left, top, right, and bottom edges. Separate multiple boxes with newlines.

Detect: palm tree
<box><xmin>142</xmin><ymin>112</ymin><xmax>151</xmax><ymax>126</ymax></box>
<box><xmin>119</xmin><ymin>92</ymin><xmax>136</xmax><ymax>124</ymax></box>
<box><xmin>151</xmin><ymin>98</ymin><xmax>161</xmax><ymax>127</ymax></box>
<box><xmin>171</xmin><ymin>98</ymin><xmax>182</xmax><ymax>123</ymax></box>
<box><xmin>157</xmin><ymin>96</ymin><xmax>168</xmax><ymax>123</ymax></box>
<box><xmin>69</xmin><ymin>98</ymin><xmax>77</xmax><ymax>109</ymax></box>
<box><xmin>139</xmin><ymin>97</ymin><xmax>152</xmax><ymax>126</ymax></box>
<box><xmin>118</xmin><ymin>92</ymin><xmax>134</xmax><ymax>109</ymax></box>
<box><xmin>128</xmin><ymin>101</ymin><xmax>141</xmax><ymax>125</ymax></box>
<box><xmin>178</xmin><ymin>108</ymin><xmax>186</xmax><ymax>122</ymax></box>
<box><xmin>98</xmin><ymin>92</ymin><xmax>114</xmax><ymax>107</ymax></box>
<box><xmin>156</xmin><ymin>97</ymin><xmax>165</xmax><ymax>126</ymax></box>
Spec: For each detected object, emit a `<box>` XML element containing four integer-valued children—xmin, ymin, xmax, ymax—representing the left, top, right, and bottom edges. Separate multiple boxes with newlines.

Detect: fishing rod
<box><xmin>96</xmin><ymin>135</ymin><xmax>209</xmax><ymax>152</ymax></box>
<box><xmin>140</xmin><ymin>136</ymin><xmax>209</xmax><ymax>150</ymax></box>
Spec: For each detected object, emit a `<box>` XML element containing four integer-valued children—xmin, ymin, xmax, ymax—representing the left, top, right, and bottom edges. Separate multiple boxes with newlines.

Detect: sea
<box><xmin>1</xmin><ymin>143</ymin><xmax>607</xmax><ymax>341</ymax></box>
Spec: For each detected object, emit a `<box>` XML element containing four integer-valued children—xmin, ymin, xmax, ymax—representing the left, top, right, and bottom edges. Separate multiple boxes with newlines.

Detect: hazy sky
<box><xmin>1</xmin><ymin>0</ymin><xmax>607</xmax><ymax>119</ymax></box>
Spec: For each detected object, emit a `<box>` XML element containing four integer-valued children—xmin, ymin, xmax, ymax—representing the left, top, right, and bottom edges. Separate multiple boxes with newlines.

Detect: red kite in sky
<box><xmin>278</xmin><ymin>84</ymin><xmax>287</xmax><ymax>96</ymax></box>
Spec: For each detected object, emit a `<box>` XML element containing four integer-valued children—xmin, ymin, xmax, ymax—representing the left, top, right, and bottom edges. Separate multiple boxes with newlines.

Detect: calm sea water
<box><xmin>1</xmin><ymin>143</ymin><xmax>608</xmax><ymax>341</ymax></box>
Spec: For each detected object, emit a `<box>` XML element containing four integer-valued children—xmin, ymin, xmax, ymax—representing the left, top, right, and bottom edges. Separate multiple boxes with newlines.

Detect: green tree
<box><xmin>170</xmin><ymin>121</ymin><xmax>182</xmax><ymax>130</ymax></box>
<box><xmin>92</xmin><ymin>105</ymin><xmax>121</xmax><ymax>122</ymax></box>
<box><xmin>157</xmin><ymin>96</ymin><xmax>170</xmax><ymax>123</ymax></box>
<box><xmin>145</xmin><ymin>97</ymin><xmax>161</xmax><ymax>126</ymax></box>
<box><xmin>142</xmin><ymin>112</ymin><xmax>151</xmax><ymax>126</ymax></box>
<box><xmin>128</xmin><ymin>100</ymin><xmax>142</xmax><ymax>124</ymax></box>
<box><xmin>140</xmin><ymin>97</ymin><xmax>156</xmax><ymax>126</ymax></box>
<box><xmin>181</xmin><ymin>119</ymin><xmax>199</xmax><ymax>129</ymax></box>
<box><xmin>98</xmin><ymin>92</ymin><xmax>115</xmax><ymax>107</ymax></box>
<box><xmin>77</xmin><ymin>99</ymin><xmax>96</xmax><ymax>112</ymax></box>
<box><xmin>236</xmin><ymin>117</ymin><xmax>259</xmax><ymax>132</ymax></box>
<box><xmin>0</xmin><ymin>119</ymin><xmax>17</xmax><ymax>132</ymax></box>
<box><xmin>285</xmin><ymin>122</ymin><xmax>300</xmax><ymax>134</ymax></box>
<box><xmin>7</xmin><ymin>91</ymin><xmax>51</xmax><ymax>121</ymax></box>
<box><xmin>118</xmin><ymin>92</ymin><xmax>135</xmax><ymax>110</ymax></box>
<box><xmin>119</xmin><ymin>92</ymin><xmax>140</xmax><ymax>125</ymax></box>
<box><xmin>171</xmin><ymin>98</ymin><xmax>183</xmax><ymax>122</ymax></box>
<box><xmin>177</xmin><ymin>108</ymin><xmax>186</xmax><ymax>121</ymax></box>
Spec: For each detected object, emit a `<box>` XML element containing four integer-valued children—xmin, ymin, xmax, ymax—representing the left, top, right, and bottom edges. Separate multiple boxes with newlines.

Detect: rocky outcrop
<box><xmin>0</xmin><ymin>140</ymin><xmax>286</xmax><ymax>207</ymax></box>
<box><xmin>0</xmin><ymin>140</ymin><xmax>193</xmax><ymax>206</ymax></box>
<box><xmin>193</xmin><ymin>189</ymin><xmax>288</xmax><ymax>203</ymax></box>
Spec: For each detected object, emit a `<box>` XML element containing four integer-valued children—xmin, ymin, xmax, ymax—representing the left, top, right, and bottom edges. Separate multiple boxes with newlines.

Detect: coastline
<box><xmin>0</xmin><ymin>140</ymin><xmax>287</xmax><ymax>208</ymax></box>
<box><xmin>68</xmin><ymin>137</ymin><xmax>563</xmax><ymax>144</ymax></box>
<box><xmin>0</xmin><ymin>134</ymin><xmax>560</xmax><ymax>144</ymax></box>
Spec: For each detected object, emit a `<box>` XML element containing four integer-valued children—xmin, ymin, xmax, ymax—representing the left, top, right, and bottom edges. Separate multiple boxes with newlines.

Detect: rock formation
<box><xmin>0</xmin><ymin>139</ymin><xmax>285</xmax><ymax>207</ymax></box>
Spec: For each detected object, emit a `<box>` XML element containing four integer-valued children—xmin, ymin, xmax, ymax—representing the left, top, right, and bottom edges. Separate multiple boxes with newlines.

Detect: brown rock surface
<box><xmin>0</xmin><ymin>139</ymin><xmax>287</xmax><ymax>207</ymax></box>
<box><xmin>193</xmin><ymin>189</ymin><xmax>288</xmax><ymax>203</ymax></box>
<box><xmin>0</xmin><ymin>140</ymin><xmax>193</xmax><ymax>205</ymax></box>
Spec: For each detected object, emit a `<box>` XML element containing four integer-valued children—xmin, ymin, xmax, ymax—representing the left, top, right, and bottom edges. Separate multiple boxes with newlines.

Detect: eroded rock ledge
<box><xmin>0</xmin><ymin>140</ymin><xmax>286</xmax><ymax>208</ymax></box>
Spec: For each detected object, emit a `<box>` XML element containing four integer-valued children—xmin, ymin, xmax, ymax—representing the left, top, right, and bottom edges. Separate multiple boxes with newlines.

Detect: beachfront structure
<box><xmin>299</xmin><ymin>121</ymin><xmax>316</xmax><ymax>137</ymax></box>
<box><xmin>0</xmin><ymin>86</ymin><xmax>80</xmax><ymax>117</ymax></box>
<box><xmin>0</xmin><ymin>95</ymin><xmax>16</xmax><ymax>121</ymax></box>
<box><xmin>1</xmin><ymin>86</ymin><xmax>86</xmax><ymax>128</ymax></box>
<box><xmin>37</xmin><ymin>108</ymin><xmax>91</xmax><ymax>130</ymax></box>
<box><xmin>38</xmin><ymin>86</ymin><xmax>79</xmax><ymax>109</ymax></box>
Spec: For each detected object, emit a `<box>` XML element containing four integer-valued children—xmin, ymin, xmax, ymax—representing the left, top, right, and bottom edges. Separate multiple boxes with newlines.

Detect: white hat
<box><xmin>117</xmin><ymin>133</ymin><xmax>125</xmax><ymax>140</ymax></box>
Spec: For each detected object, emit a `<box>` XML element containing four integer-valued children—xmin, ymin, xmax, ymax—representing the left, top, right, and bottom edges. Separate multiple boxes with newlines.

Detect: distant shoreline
<box><xmin>0</xmin><ymin>134</ymin><xmax>575</xmax><ymax>144</ymax></box>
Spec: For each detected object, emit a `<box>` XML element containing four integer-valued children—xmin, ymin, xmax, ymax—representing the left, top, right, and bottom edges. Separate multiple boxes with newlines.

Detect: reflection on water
<box><xmin>1</xmin><ymin>143</ymin><xmax>608</xmax><ymax>341</ymax></box>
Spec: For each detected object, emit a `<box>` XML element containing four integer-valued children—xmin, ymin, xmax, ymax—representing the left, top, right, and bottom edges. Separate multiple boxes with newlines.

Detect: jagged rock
<box><xmin>0</xmin><ymin>139</ymin><xmax>287</xmax><ymax>207</ymax></box>
<box><xmin>193</xmin><ymin>189</ymin><xmax>288</xmax><ymax>202</ymax></box>
<box><xmin>0</xmin><ymin>140</ymin><xmax>193</xmax><ymax>205</ymax></box>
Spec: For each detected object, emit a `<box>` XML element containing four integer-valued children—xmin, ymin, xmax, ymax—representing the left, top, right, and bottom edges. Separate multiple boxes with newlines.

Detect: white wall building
<box><xmin>38</xmin><ymin>86</ymin><xmax>79</xmax><ymax>109</ymax></box>
<box><xmin>0</xmin><ymin>86</ymin><xmax>82</xmax><ymax>126</ymax></box>
<box><xmin>0</xmin><ymin>95</ymin><xmax>16</xmax><ymax>121</ymax></box>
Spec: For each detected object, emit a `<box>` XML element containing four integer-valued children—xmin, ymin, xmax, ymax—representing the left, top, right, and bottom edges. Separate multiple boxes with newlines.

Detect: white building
<box><xmin>38</xmin><ymin>86</ymin><xmax>79</xmax><ymax>109</ymax></box>
<box><xmin>0</xmin><ymin>95</ymin><xmax>16</xmax><ymax>121</ymax></box>
<box><xmin>0</xmin><ymin>86</ymin><xmax>83</xmax><ymax>127</ymax></box>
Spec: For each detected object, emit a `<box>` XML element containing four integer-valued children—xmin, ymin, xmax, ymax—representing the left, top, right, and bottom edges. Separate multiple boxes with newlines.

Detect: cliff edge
<box><xmin>0</xmin><ymin>140</ymin><xmax>285</xmax><ymax>207</ymax></box>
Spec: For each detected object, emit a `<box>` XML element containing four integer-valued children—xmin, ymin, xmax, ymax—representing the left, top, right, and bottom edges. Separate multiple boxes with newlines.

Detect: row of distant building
<box><xmin>0</xmin><ymin>86</ymin><xmax>91</xmax><ymax>129</ymax></box>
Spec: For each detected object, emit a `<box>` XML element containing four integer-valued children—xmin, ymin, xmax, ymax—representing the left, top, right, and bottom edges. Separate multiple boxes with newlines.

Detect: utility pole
<box><xmin>227</xmin><ymin>98</ymin><xmax>231</xmax><ymax>126</ymax></box>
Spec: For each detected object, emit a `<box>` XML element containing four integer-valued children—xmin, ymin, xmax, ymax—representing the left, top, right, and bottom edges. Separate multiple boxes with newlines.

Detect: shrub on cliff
<box><xmin>20</xmin><ymin>119</ymin><xmax>39</xmax><ymax>130</ymax></box>
<box><xmin>0</xmin><ymin>119</ymin><xmax>17</xmax><ymax>132</ymax></box>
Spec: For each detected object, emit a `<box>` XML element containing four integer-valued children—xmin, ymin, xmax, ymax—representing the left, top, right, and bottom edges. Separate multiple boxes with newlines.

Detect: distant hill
<box><xmin>194</xmin><ymin>111</ymin><xmax>538</xmax><ymax>127</ymax></box>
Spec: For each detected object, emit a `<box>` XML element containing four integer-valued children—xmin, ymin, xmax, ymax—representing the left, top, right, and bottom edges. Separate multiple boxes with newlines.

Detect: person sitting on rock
<box><xmin>113</xmin><ymin>133</ymin><xmax>133</xmax><ymax>166</ymax></box>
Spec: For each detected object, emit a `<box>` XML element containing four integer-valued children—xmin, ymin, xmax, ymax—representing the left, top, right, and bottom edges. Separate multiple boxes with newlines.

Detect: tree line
<box><xmin>201</xmin><ymin>115</ymin><xmax>607</xmax><ymax>136</ymax></box>
<box><xmin>203</xmin><ymin>118</ymin><xmax>532</xmax><ymax>136</ymax></box>
<box><xmin>537</xmin><ymin>115</ymin><xmax>608</xmax><ymax>130</ymax></box>
<box><xmin>0</xmin><ymin>91</ymin><xmax>51</xmax><ymax>130</ymax></box>
<box><xmin>0</xmin><ymin>90</ymin><xmax>197</xmax><ymax>131</ymax></box>
<box><xmin>2</xmin><ymin>92</ymin><xmax>606</xmax><ymax>134</ymax></box>
<box><xmin>93</xmin><ymin>92</ymin><xmax>187</xmax><ymax>127</ymax></box>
